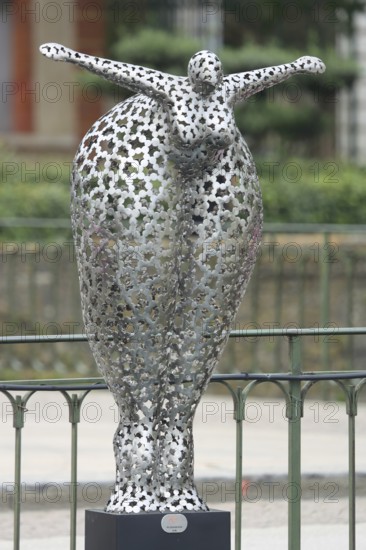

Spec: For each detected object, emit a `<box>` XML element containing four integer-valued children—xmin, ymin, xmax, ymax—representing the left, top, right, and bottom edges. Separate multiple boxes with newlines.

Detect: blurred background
<box><xmin>1</xmin><ymin>0</ymin><xmax>366</xmax><ymax>385</ymax></box>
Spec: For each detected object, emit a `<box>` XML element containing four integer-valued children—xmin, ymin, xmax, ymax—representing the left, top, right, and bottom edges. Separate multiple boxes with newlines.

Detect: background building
<box><xmin>0</xmin><ymin>0</ymin><xmax>106</xmax><ymax>152</ymax></box>
<box><xmin>1</xmin><ymin>0</ymin><xmax>365</xmax><ymax>162</ymax></box>
<box><xmin>337</xmin><ymin>12</ymin><xmax>366</xmax><ymax>164</ymax></box>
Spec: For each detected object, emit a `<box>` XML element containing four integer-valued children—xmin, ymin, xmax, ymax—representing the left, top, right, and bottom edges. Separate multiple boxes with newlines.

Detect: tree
<box><xmin>85</xmin><ymin>0</ymin><xmax>363</xmax><ymax>158</ymax></box>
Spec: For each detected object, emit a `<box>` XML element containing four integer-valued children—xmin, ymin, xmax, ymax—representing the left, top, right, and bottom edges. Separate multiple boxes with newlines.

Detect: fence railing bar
<box><xmin>222</xmin><ymin>372</ymin><xmax>366</xmax><ymax>381</ymax></box>
<box><xmin>348</xmin><ymin>387</ymin><xmax>357</xmax><ymax>550</ymax></box>
<box><xmin>234</xmin><ymin>389</ymin><xmax>243</xmax><ymax>550</ymax></box>
<box><xmin>288</xmin><ymin>336</ymin><xmax>302</xmax><ymax>550</ymax></box>
<box><xmin>229</xmin><ymin>328</ymin><xmax>366</xmax><ymax>337</ymax></box>
<box><xmin>2</xmin><ymin>371</ymin><xmax>366</xmax><ymax>392</ymax></box>
<box><xmin>321</xmin><ymin>233</ymin><xmax>331</xmax><ymax>401</ymax></box>
<box><xmin>1</xmin><ymin>327</ymin><xmax>366</xmax><ymax>346</ymax></box>
<box><xmin>0</xmin><ymin>334</ymin><xmax>90</xmax><ymax>344</ymax></box>
<box><xmin>275</xmin><ymin>252</ymin><xmax>283</xmax><ymax>369</ymax></box>
<box><xmin>70</xmin><ymin>402</ymin><xmax>78</xmax><ymax>550</ymax></box>
<box><xmin>346</xmin><ymin>256</ymin><xmax>357</xmax><ymax>371</ymax></box>
<box><xmin>0</xmin><ymin>377</ymin><xmax>104</xmax><ymax>386</ymax></box>
<box><xmin>13</xmin><ymin>398</ymin><xmax>22</xmax><ymax>550</ymax></box>
<box><xmin>0</xmin><ymin>383</ymin><xmax>108</xmax><ymax>391</ymax></box>
<box><xmin>2</xmin><ymin>371</ymin><xmax>366</xmax><ymax>393</ymax></box>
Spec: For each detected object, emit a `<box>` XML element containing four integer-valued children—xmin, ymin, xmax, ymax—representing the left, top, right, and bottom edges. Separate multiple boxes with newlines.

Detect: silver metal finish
<box><xmin>40</xmin><ymin>42</ymin><xmax>325</xmax><ymax>513</ymax></box>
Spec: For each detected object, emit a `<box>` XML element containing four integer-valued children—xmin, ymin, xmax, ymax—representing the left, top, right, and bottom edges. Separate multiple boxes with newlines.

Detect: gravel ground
<box><xmin>1</xmin><ymin>498</ymin><xmax>366</xmax><ymax>549</ymax></box>
<box><xmin>1</xmin><ymin>497</ymin><xmax>366</xmax><ymax>538</ymax></box>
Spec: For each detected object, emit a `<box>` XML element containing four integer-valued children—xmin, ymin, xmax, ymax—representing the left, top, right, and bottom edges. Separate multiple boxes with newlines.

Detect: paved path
<box><xmin>1</xmin><ymin>503</ymin><xmax>366</xmax><ymax>549</ymax></box>
<box><xmin>0</xmin><ymin>393</ymin><xmax>366</xmax><ymax>548</ymax></box>
<box><xmin>1</xmin><ymin>392</ymin><xmax>366</xmax><ymax>483</ymax></box>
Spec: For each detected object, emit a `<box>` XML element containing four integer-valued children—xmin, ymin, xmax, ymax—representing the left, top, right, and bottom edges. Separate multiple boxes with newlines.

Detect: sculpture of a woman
<box><xmin>40</xmin><ymin>42</ymin><xmax>325</xmax><ymax>513</ymax></box>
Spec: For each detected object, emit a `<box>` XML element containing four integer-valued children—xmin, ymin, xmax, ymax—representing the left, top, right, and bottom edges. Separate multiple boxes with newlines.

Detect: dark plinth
<box><xmin>85</xmin><ymin>508</ymin><xmax>230</xmax><ymax>550</ymax></box>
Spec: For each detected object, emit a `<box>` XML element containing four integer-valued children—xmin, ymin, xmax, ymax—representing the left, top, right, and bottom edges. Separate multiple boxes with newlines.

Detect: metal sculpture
<box><xmin>40</xmin><ymin>43</ymin><xmax>325</xmax><ymax>513</ymax></box>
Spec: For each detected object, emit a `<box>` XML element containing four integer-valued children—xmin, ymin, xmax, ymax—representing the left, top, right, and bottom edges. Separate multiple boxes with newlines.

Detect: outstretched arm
<box><xmin>224</xmin><ymin>56</ymin><xmax>325</xmax><ymax>105</ymax></box>
<box><xmin>40</xmin><ymin>42</ymin><xmax>179</xmax><ymax>101</ymax></box>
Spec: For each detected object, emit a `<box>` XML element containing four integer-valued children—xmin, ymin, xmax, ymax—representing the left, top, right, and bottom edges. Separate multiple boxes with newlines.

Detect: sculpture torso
<box><xmin>71</xmin><ymin>90</ymin><xmax>262</xmax><ymax>511</ymax></box>
<box><xmin>72</xmin><ymin>90</ymin><xmax>262</xmax><ymax>399</ymax></box>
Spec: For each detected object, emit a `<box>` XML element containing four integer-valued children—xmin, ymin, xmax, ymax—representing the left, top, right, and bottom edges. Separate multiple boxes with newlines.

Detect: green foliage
<box><xmin>220</xmin><ymin>44</ymin><xmax>358</xmax><ymax>88</ymax></box>
<box><xmin>236</xmin><ymin>102</ymin><xmax>325</xmax><ymax>141</ymax></box>
<box><xmin>110</xmin><ymin>29</ymin><xmax>358</xmax><ymax>85</ymax></box>
<box><xmin>219</xmin><ymin>44</ymin><xmax>356</xmax><ymax>154</ymax></box>
<box><xmin>78</xmin><ymin>29</ymin><xmax>202</xmax><ymax>101</ymax></box>
<box><xmin>222</xmin><ymin>0</ymin><xmax>365</xmax><ymax>49</ymax></box>
<box><xmin>103</xmin><ymin>29</ymin><xmax>358</xmax><ymax>157</ymax></box>
<box><xmin>1</xmin><ymin>150</ymin><xmax>366</xmax><ymax>236</ymax></box>
<box><xmin>98</xmin><ymin>0</ymin><xmax>365</xmax><ymax>158</ymax></box>
<box><xmin>0</xmin><ymin>182</ymin><xmax>69</xmax><ymax>219</ymax></box>
<box><xmin>0</xmin><ymin>182</ymin><xmax>71</xmax><ymax>240</ymax></box>
<box><xmin>260</xmin><ymin>159</ymin><xmax>366</xmax><ymax>223</ymax></box>
<box><xmin>112</xmin><ymin>28</ymin><xmax>201</xmax><ymax>75</ymax></box>
<box><xmin>0</xmin><ymin>148</ymin><xmax>71</xmax><ymax>240</ymax></box>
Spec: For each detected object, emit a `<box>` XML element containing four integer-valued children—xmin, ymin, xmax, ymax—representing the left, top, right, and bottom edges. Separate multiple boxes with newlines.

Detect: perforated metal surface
<box><xmin>40</xmin><ymin>43</ymin><xmax>325</xmax><ymax>513</ymax></box>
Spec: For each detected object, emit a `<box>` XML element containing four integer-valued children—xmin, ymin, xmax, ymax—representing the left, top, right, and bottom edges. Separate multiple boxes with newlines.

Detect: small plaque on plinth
<box><xmin>85</xmin><ymin>509</ymin><xmax>230</xmax><ymax>550</ymax></box>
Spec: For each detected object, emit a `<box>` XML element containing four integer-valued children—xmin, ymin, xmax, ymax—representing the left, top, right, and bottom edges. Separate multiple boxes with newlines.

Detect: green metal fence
<box><xmin>1</xmin><ymin>327</ymin><xmax>366</xmax><ymax>550</ymax></box>
<box><xmin>1</xmin><ymin>222</ymin><xmax>366</xmax><ymax>377</ymax></box>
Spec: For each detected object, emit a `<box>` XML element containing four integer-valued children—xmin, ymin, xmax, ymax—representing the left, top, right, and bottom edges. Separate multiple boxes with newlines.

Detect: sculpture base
<box><xmin>85</xmin><ymin>508</ymin><xmax>230</xmax><ymax>550</ymax></box>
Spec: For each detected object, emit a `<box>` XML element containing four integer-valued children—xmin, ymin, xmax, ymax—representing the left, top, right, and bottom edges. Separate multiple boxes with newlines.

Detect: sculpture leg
<box><xmin>107</xmin><ymin>419</ymin><xmax>159</xmax><ymax>513</ymax></box>
<box><xmin>106</xmin><ymin>412</ymin><xmax>208</xmax><ymax>512</ymax></box>
<box><xmin>156</xmin><ymin>410</ymin><xmax>208</xmax><ymax>512</ymax></box>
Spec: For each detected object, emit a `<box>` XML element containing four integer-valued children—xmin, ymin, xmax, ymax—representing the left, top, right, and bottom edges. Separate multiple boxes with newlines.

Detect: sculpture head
<box><xmin>165</xmin><ymin>50</ymin><xmax>235</xmax><ymax>164</ymax></box>
<box><xmin>187</xmin><ymin>50</ymin><xmax>224</xmax><ymax>94</ymax></box>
